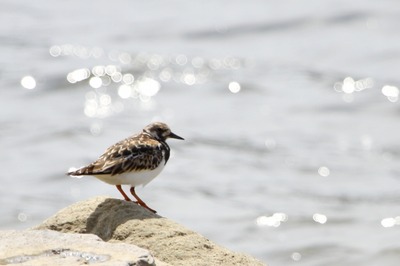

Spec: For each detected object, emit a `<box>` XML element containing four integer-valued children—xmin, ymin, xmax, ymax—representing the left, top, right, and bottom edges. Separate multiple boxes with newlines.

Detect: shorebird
<box><xmin>67</xmin><ymin>122</ymin><xmax>184</xmax><ymax>213</ymax></box>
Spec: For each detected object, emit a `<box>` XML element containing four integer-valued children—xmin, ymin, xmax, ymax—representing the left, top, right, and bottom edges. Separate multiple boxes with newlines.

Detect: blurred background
<box><xmin>1</xmin><ymin>0</ymin><xmax>400</xmax><ymax>265</ymax></box>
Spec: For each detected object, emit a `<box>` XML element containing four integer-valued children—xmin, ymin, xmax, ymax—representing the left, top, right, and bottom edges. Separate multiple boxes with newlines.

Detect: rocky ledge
<box><xmin>0</xmin><ymin>196</ymin><xmax>265</xmax><ymax>266</ymax></box>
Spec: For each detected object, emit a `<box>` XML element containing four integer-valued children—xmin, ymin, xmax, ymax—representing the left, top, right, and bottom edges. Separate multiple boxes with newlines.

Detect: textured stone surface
<box><xmin>35</xmin><ymin>196</ymin><xmax>265</xmax><ymax>266</ymax></box>
<box><xmin>0</xmin><ymin>229</ymin><xmax>167</xmax><ymax>266</ymax></box>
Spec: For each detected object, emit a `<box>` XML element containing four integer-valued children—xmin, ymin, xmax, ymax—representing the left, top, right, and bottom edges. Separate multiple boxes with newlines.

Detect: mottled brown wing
<box><xmin>71</xmin><ymin>134</ymin><xmax>164</xmax><ymax>176</ymax></box>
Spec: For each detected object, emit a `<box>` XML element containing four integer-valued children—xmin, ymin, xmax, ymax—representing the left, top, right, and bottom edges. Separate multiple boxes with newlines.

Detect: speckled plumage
<box><xmin>71</xmin><ymin>134</ymin><xmax>168</xmax><ymax>177</ymax></box>
<box><xmin>67</xmin><ymin>122</ymin><xmax>184</xmax><ymax>213</ymax></box>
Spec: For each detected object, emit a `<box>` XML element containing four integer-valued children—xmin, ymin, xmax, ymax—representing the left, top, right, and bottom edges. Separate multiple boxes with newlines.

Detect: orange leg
<box><xmin>116</xmin><ymin>185</ymin><xmax>132</xmax><ymax>201</ymax></box>
<box><xmin>130</xmin><ymin>187</ymin><xmax>157</xmax><ymax>213</ymax></box>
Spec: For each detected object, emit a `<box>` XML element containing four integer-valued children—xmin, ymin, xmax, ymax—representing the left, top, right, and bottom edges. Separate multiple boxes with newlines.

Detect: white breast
<box><xmin>93</xmin><ymin>158</ymin><xmax>166</xmax><ymax>187</ymax></box>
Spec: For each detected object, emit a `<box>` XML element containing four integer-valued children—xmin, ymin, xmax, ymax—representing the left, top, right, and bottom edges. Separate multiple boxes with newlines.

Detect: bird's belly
<box><xmin>94</xmin><ymin>160</ymin><xmax>165</xmax><ymax>187</ymax></box>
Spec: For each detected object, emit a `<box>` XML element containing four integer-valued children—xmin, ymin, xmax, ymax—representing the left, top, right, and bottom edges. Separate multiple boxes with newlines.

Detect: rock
<box><xmin>34</xmin><ymin>196</ymin><xmax>265</xmax><ymax>266</ymax></box>
<box><xmin>0</xmin><ymin>229</ymin><xmax>168</xmax><ymax>266</ymax></box>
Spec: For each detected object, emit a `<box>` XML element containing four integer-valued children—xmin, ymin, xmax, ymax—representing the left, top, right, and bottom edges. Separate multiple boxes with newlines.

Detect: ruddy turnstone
<box><xmin>67</xmin><ymin>122</ymin><xmax>184</xmax><ymax>213</ymax></box>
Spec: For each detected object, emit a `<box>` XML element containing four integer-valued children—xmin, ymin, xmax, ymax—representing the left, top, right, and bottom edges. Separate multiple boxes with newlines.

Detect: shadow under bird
<box><xmin>67</xmin><ymin>122</ymin><xmax>184</xmax><ymax>213</ymax></box>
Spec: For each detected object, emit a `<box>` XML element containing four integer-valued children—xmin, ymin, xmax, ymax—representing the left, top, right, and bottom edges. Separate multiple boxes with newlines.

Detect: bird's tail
<box><xmin>66</xmin><ymin>166</ymin><xmax>92</xmax><ymax>176</ymax></box>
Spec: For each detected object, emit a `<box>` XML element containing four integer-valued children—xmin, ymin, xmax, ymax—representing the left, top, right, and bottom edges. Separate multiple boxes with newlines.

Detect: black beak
<box><xmin>169</xmin><ymin>132</ymin><xmax>184</xmax><ymax>140</ymax></box>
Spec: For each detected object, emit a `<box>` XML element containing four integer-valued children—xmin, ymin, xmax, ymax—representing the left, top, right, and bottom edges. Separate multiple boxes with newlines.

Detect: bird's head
<box><xmin>143</xmin><ymin>122</ymin><xmax>184</xmax><ymax>141</ymax></box>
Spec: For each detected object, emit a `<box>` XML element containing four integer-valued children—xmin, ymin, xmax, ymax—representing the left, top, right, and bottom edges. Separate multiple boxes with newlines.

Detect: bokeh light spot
<box><xmin>118</xmin><ymin>84</ymin><xmax>133</xmax><ymax>99</ymax></box>
<box><xmin>318</xmin><ymin>166</ymin><xmax>330</xmax><ymax>177</ymax></box>
<box><xmin>49</xmin><ymin>45</ymin><xmax>62</xmax><ymax>57</ymax></box>
<box><xmin>122</xmin><ymin>74</ymin><xmax>135</xmax><ymax>85</ymax></box>
<box><xmin>176</xmin><ymin>54</ymin><xmax>188</xmax><ymax>66</ymax></box>
<box><xmin>90</xmin><ymin>122</ymin><xmax>103</xmax><ymax>136</ymax></box>
<box><xmin>228</xmin><ymin>81</ymin><xmax>241</xmax><ymax>93</ymax></box>
<box><xmin>137</xmin><ymin>78</ymin><xmax>160</xmax><ymax>97</ymax></box>
<box><xmin>342</xmin><ymin>77</ymin><xmax>355</xmax><ymax>94</ymax></box>
<box><xmin>159</xmin><ymin>68</ymin><xmax>172</xmax><ymax>82</ymax></box>
<box><xmin>67</xmin><ymin>68</ymin><xmax>90</xmax><ymax>83</ymax></box>
<box><xmin>382</xmin><ymin>85</ymin><xmax>399</xmax><ymax>102</ymax></box>
<box><xmin>99</xmin><ymin>94</ymin><xmax>111</xmax><ymax>106</ymax></box>
<box><xmin>89</xmin><ymin>77</ymin><xmax>103</xmax><ymax>89</ymax></box>
<box><xmin>256</xmin><ymin>213</ymin><xmax>288</xmax><ymax>227</ymax></box>
<box><xmin>105</xmin><ymin>65</ymin><xmax>118</xmax><ymax>76</ymax></box>
<box><xmin>291</xmin><ymin>252</ymin><xmax>302</xmax><ymax>261</ymax></box>
<box><xmin>381</xmin><ymin>216</ymin><xmax>400</xmax><ymax>228</ymax></box>
<box><xmin>119</xmin><ymin>52</ymin><xmax>132</xmax><ymax>64</ymax></box>
<box><xmin>111</xmin><ymin>72</ymin><xmax>123</xmax><ymax>83</ymax></box>
<box><xmin>381</xmin><ymin>218</ymin><xmax>395</xmax><ymax>228</ymax></box>
<box><xmin>313</xmin><ymin>213</ymin><xmax>328</xmax><ymax>224</ymax></box>
<box><xmin>334</xmin><ymin>77</ymin><xmax>373</xmax><ymax>98</ymax></box>
<box><xmin>183</xmin><ymin>73</ymin><xmax>196</xmax><ymax>85</ymax></box>
<box><xmin>92</xmin><ymin>65</ymin><xmax>106</xmax><ymax>77</ymax></box>
<box><xmin>21</xmin><ymin>76</ymin><xmax>36</xmax><ymax>90</ymax></box>
<box><xmin>17</xmin><ymin>212</ymin><xmax>28</xmax><ymax>222</ymax></box>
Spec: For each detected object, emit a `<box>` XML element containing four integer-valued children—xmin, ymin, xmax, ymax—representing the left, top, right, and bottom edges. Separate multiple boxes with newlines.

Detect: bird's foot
<box><xmin>138</xmin><ymin>202</ymin><xmax>157</xmax><ymax>213</ymax></box>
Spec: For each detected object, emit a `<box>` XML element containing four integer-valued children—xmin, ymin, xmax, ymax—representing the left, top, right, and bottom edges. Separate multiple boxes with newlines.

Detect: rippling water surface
<box><xmin>2</xmin><ymin>1</ymin><xmax>400</xmax><ymax>265</ymax></box>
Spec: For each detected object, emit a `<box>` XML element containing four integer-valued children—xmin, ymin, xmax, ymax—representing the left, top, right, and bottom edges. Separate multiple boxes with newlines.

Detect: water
<box><xmin>2</xmin><ymin>1</ymin><xmax>400</xmax><ymax>265</ymax></box>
